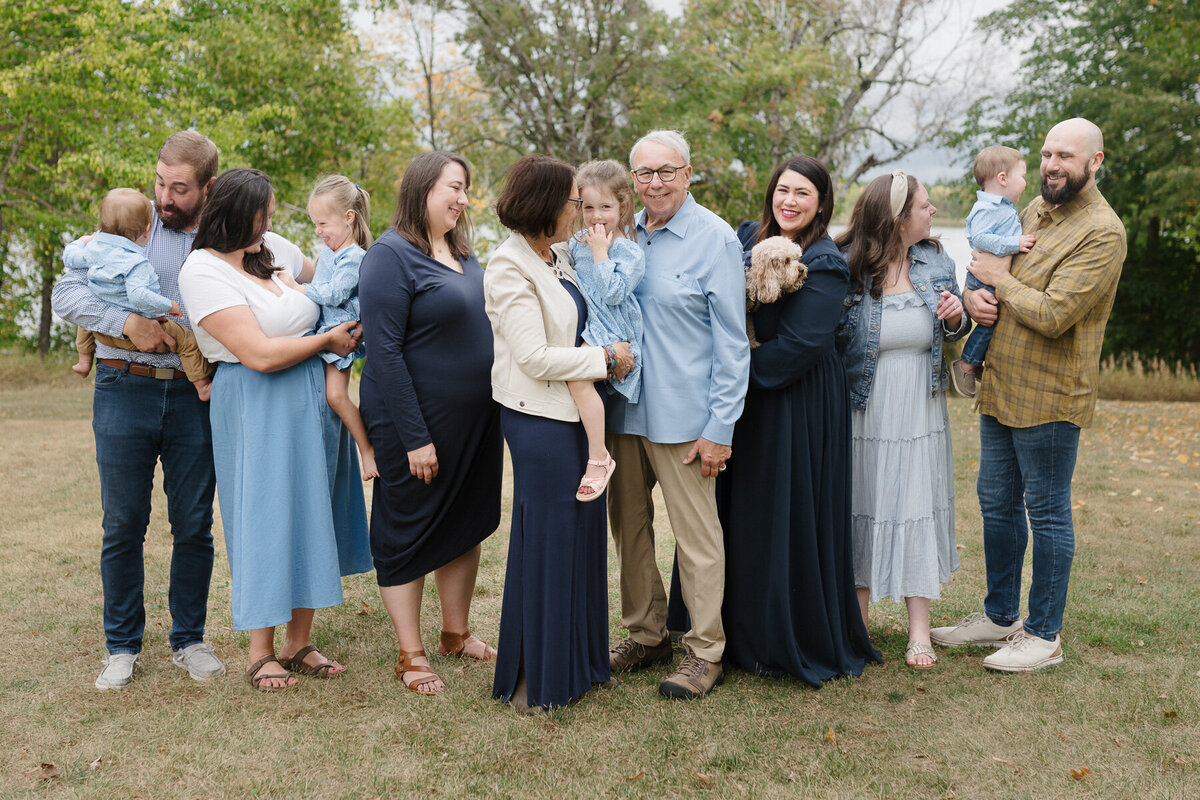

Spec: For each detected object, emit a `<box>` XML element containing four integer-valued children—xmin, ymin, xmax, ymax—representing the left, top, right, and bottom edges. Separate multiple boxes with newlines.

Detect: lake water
<box><xmin>830</xmin><ymin>224</ymin><xmax>971</xmax><ymax>288</ymax></box>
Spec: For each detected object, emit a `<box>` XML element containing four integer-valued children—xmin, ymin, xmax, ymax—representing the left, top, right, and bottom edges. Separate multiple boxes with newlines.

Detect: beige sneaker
<box><xmin>982</xmin><ymin>632</ymin><xmax>1063</xmax><ymax>672</ymax></box>
<box><xmin>658</xmin><ymin>648</ymin><xmax>723</xmax><ymax>699</ymax></box>
<box><xmin>609</xmin><ymin>636</ymin><xmax>672</xmax><ymax>672</ymax></box>
<box><xmin>930</xmin><ymin>612</ymin><xmax>1022</xmax><ymax>648</ymax></box>
<box><xmin>950</xmin><ymin>359</ymin><xmax>978</xmax><ymax>398</ymax></box>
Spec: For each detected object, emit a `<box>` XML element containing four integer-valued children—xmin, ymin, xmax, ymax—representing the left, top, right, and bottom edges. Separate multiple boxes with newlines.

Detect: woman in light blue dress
<box><xmin>179</xmin><ymin>168</ymin><xmax>372</xmax><ymax>691</ymax></box>
<box><xmin>835</xmin><ymin>170</ymin><xmax>971</xmax><ymax>670</ymax></box>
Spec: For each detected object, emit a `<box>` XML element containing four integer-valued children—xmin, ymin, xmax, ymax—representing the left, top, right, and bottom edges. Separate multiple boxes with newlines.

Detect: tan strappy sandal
<box><xmin>437</xmin><ymin>629</ymin><xmax>497</xmax><ymax>662</ymax></box>
<box><xmin>394</xmin><ymin>649</ymin><xmax>443</xmax><ymax>694</ymax></box>
<box><xmin>279</xmin><ymin>645</ymin><xmax>344</xmax><ymax>678</ymax></box>
<box><xmin>245</xmin><ymin>655</ymin><xmax>296</xmax><ymax>692</ymax></box>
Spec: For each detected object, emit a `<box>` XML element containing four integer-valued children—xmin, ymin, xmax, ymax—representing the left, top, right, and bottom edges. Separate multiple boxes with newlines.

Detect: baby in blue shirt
<box><xmin>950</xmin><ymin>146</ymin><xmax>1037</xmax><ymax>397</ymax></box>
<box><xmin>567</xmin><ymin>159</ymin><xmax>645</xmax><ymax>502</ymax></box>
<box><xmin>69</xmin><ymin>188</ymin><xmax>213</xmax><ymax>399</ymax></box>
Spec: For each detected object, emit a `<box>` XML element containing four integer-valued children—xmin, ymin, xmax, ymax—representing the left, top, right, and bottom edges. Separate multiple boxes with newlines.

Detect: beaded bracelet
<box><xmin>602</xmin><ymin>344</ymin><xmax>618</xmax><ymax>379</ymax></box>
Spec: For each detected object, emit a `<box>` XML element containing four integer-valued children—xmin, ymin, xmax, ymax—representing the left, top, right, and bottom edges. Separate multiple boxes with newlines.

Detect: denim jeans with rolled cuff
<box><xmin>978</xmin><ymin>415</ymin><xmax>1080</xmax><ymax>642</ymax></box>
<box><xmin>92</xmin><ymin>363</ymin><xmax>216</xmax><ymax>655</ymax></box>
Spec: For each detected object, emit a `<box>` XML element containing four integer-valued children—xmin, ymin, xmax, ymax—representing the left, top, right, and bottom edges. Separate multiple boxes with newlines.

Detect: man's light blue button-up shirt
<box><xmin>606</xmin><ymin>193</ymin><xmax>749</xmax><ymax>446</ymax></box>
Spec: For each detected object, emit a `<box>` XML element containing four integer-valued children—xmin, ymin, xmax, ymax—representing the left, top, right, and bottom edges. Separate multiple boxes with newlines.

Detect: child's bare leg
<box><xmin>73</xmin><ymin>351</ymin><xmax>94</xmax><ymax>377</ymax></box>
<box><xmin>567</xmin><ymin>379</ymin><xmax>609</xmax><ymax>497</ymax></box>
<box><xmin>960</xmin><ymin>362</ymin><xmax>977</xmax><ymax>374</ymax></box>
<box><xmin>325</xmin><ymin>362</ymin><xmax>378</xmax><ymax>480</ymax></box>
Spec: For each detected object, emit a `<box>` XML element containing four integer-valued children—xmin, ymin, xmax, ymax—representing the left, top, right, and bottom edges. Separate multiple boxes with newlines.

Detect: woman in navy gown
<box><xmin>483</xmin><ymin>155</ymin><xmax>634</xmax><ymax>713</ymax></box>
<box><xmin>718</xmin><ymin>156</ymin><xmax>880</xmax><ymax>685</ymax></box>
<box><xmin>359</xmin><ymin>152</ymin><xmax>503</xmax><ymax>694</ymax></box>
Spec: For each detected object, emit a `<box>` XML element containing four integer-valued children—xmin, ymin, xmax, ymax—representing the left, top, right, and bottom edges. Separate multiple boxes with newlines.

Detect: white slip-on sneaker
<box><xmin>930</xmin><ymin>612</ymin><xmax>1023</xmax><ymax>648</ymax></box>
<box><xmin>983</xmin><ymin>631</ymin><xmax>1064</xmax><ymax>672</ymax></box>
<box><xmin>172</xmin><ymin>642</ymin><xmax>226</xmax><ymax>681</ymax></box>
<box><xmin>95</xmin><ymin>653</ymin><xmax>139</xmax><ymax>690</ymax></box>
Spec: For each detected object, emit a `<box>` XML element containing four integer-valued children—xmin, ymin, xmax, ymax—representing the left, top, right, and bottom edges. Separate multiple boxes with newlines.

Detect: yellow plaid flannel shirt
<box><xmin>976</xmin><ymin>184</ymin><xmax>1126</xmax><ymax>428</ymax></box>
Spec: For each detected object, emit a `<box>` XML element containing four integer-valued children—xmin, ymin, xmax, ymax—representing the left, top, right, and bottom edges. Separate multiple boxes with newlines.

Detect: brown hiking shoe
<box><xmin>609</xmin><ymin>636</ymin><xmax>672</xmax><ymax>672</ymax></box>
<box><xmin>658</xmin><ymin>648</ymin><xmax>723</xmax><ymax>699</ymax></box>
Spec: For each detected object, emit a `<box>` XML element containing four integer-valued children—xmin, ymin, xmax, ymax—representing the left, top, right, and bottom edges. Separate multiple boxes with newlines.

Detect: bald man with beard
<box><xmin>930</xmin><ymin>118</ymin><xmax>1126</xmax><ymax>672</ymax></box>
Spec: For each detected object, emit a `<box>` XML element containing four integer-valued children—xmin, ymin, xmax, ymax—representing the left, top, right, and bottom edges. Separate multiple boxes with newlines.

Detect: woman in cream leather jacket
<box><xmin>484</xmin><ymin>155</ymin><xmax>632</xmax><ymax>714</ymax></box>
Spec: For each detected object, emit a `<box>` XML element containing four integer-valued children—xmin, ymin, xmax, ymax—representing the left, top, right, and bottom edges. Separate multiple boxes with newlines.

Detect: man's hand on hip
<box><xmin>683</xmin><ymin>437</ymin><xmax>731</xmax><ymax>479</ymax></box>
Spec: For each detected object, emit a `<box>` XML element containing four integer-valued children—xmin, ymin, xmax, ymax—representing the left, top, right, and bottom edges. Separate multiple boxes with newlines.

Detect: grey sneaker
<box><xmin>172</xmin><ymin>642</ymin><xmax>226</xmax><ymax>681</ymax></box>
<box><xmin>930</xmin><ymin>612</ymin><xmax>1022</xmax><ymax>648</ymax></box>
<box><xmin>609</xmin><ymin>636</ymin><xmax>673</xmax><ymax>672</ymax></box>
<box><xmin>950</xmin><ymin>359</ymin><xmax>978</xmax><ymax>398</ymax></box>
<box><xmin>95</xmin><ymin>653</ymin><xmax>138</xmax><ymax>690</ymax></box>
<box><xmin>983</xmin><ymin>632</ymin><xmax>1064</xmax><ymax>672</ymax></box>
<box><xmin>658</xmin><ymin>648</ymin><xmax>723</xmax><ymax>700</ymax></box>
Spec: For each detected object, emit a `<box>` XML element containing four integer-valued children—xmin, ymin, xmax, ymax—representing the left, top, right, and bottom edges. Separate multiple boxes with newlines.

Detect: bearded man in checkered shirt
<box><xmin>930</xmin><ymin>118</ymin><xmax>1126</xmax><ymax>672</ymax></box>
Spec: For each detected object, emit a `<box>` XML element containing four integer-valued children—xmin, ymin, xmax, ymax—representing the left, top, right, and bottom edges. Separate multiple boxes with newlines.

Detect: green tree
<box><xmin>977</xmin><ymin>0</ymin><xmax>1200</xmax><ymax>364</ymax></box>
<box><xmin>1</xmin><ymin>1</ymin><xmax>173</xmax><ymax>354</ymax></box>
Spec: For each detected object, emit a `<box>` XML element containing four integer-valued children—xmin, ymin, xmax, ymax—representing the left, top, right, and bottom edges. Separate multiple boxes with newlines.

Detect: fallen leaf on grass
<box><xmin>357</xmin><ymin>601</ymin><xmax>373</xmax><ymax>615</ymax></box>
<box><xmin>1164</xmin><ymin>710</ymin><xmax>1178</xmax><ymax>719</ymax></box>
<box><xmin>1069</xmin><ymin>767</ymin><xmax>1092</xmax><ymax>780</ymax></box>
<box><xmin>824</xmin><ymin>726</ymin><xmax>837</xmax><ymax>744</ymax></box>
<box><xmin>624</xmin><ymin>771</ymin><xmax>644</xmax><ymax>782</ymax></box>
<box><xmin>992</xmin><ymin>756</ymin><xmax>1014</xmax><ymax>766</ymax></box>
<box><xmin>38</xmin><ymin>763</ymin><xmax>58</xmax><ymax>782</ymax></box>
<box><xmin>696</xmin><ymin>772</ymin><xmax>712</xmax><ymax>786</ymax></box>
<box><xmin>1137</xmin><ymin>576</ymin><xmax>1148</xmax><ymax>585</ymax></box>
<box><xmin>1173</xmin><ymin>753</ymin><xmax>1185</xmax><ymax>765</ymax></box>
<box><xmin>89</xmin><ymin>756</ymin><xmax>102</xmax><ymax>770</ymax></box>
<box><xmin>1154</xmin><ymin>506</ymin><xmax>1164</xmax><ymax>512</ymax></box>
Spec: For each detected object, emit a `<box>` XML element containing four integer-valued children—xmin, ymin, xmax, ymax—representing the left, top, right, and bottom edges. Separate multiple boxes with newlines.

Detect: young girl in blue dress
<box><xmin>567</xmin><ymin>159</ymin><xmax>645</xmax><ymax>502</ymax></box>
<box><xmin>280</xmin><ymin>175</ymin><xmax>377</xmax><ymax>479</ymax></box>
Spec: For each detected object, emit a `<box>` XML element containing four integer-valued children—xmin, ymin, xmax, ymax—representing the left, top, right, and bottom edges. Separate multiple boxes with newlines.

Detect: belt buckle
<box><xmin>152</xmin><ymin>367</ymin><xmax>176</xmax><ymax>380</ymax></box>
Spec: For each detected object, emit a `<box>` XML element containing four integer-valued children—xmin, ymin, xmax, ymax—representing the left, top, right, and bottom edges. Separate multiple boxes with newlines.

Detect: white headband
<box><xmin>889</xmin><ymin>169</ymin><xmax>908</xmax><ymax>218</ymax></box>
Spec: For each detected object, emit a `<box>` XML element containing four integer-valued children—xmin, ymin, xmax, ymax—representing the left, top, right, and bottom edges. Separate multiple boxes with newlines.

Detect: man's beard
<box><xmin>1041</xmin><ymin>163</ymin><xmax>1091</xmax><ymax>205</ymax></box>
<box><xmin>159</xmin><ymin>202</ymin><xmax>201</xmax><ymax>230</ymax></box>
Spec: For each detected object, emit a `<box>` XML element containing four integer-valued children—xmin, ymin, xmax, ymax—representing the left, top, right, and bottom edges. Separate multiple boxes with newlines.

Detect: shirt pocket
<box><xmin>639</xmin><ymin>272</ymin><xmax>704</xmax><ymax>313</ymax></box>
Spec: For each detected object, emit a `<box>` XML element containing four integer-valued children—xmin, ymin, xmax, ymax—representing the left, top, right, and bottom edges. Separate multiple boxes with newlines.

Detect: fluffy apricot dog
<box><xmin>745</xmin><ymin>236</ymin><xmax>807</xmax><ymax>349</ymax></box>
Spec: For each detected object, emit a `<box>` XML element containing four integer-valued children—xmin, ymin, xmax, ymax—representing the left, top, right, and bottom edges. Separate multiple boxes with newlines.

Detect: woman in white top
<box><xmin>178</xmin><ymin>168</ymin><xmax>372</xmax><ymax>691</ymax></box>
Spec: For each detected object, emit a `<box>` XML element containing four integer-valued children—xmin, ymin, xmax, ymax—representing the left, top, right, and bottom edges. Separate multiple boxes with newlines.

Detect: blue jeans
<box><xmin>977</xmin><ymin>415</ymin><xmax>1080</xmax><ymax>641</ymax></box>
<box><xmin>92</xmin><ymin>364</ymin><xmax>216</xmax><ymax>654</ymax></box>
<box><xmin>961</xmin><ymin>273</ymin><xmax>994</xmax><ymax>367</ymax></box>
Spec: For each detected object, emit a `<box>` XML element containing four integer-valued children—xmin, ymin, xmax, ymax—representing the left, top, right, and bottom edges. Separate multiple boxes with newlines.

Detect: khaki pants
<box><xmin>77</xmin><ymin>322</ymin><xmax>213</xmax><ymax>383</ymax></box>
<box><xmin>606</xmin><ymin>433</ymin><xmax>725</xmax><ymax>662</ymax></box>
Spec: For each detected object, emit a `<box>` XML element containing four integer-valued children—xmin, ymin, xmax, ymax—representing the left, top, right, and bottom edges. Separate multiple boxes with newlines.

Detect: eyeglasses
<box><xmin>566</xmin><ymin>197</ymin><xmax>583</xmax><ymax>209</ymax></box>
<box><xmin>632</xmin><ymin>165</ymin><xmax>685</xmax><ymax>184</ymax></box>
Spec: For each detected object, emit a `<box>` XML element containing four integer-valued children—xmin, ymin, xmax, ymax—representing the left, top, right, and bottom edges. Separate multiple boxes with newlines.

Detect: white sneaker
<box><xmin>95</xmin><ymin>653</ymin><xmax>138</xmax><ymax>690</ymax></box>
<box><xmin>172</xmin><ymin>642</ymin><xmax>226</xmax><ymax>681</ymax></box>
<box><xmin>983</xmin><ymin>632</ymin><xmax>1064</xmax><ymax>672</ymax></box>
<box><xmin>930</xmin><ymin>612</ymin><xmax>1023</xmax><ymax>648</ymax></box>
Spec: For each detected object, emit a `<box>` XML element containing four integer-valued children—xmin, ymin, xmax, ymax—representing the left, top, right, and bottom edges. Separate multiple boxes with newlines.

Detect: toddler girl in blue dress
<box><xmin>279</xmin><ymin>175</ymin><xmax>377</xmax><ymax>479</ymax></box>
<box><xmin>567</xmin><ymin>159</ymin><xmax>645</xmax><ymax>502</ymax></box>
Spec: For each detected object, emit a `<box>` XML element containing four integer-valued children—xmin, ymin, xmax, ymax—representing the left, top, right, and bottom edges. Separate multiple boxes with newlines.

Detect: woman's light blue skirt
<box><xmin>210</xmin><ymin>358</ymin><xmax>372</xmax><ymax>630</ymax></box>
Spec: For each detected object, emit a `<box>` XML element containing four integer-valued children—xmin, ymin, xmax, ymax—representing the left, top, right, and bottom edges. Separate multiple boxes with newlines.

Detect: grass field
<box><xmin>2</xmin><ymin>374</ymin><xmax>1198</xmax><ymax>799</ymax></box>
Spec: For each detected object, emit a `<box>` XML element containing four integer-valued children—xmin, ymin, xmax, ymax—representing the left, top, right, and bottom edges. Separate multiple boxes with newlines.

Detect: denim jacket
<box><xmin>835</xmin><ymin>240</ymin><xmax>971</xmax><ymax>411</ymax></box>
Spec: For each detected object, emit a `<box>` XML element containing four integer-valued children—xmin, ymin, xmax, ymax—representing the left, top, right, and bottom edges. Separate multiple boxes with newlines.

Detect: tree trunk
<box><xmin>38</xmin><ymin>253</ymin><xmax>54</xmax><ymax>359</ymax></box>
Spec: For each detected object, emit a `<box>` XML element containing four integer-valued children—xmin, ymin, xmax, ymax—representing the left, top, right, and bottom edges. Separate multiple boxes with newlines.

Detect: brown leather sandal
<box><xmin>279</xmin><ymin>645</ymin><xmax>343</xmax><ymax>678</ymax></box>
<box><xmin>245</xmin><ymin>655</ymin><xmax>296</xmax><ymax>692</ymax></box>
<box><xmin>437</xmin><ymin>629</ymin><xmax>497</xmax><ymax>662</ymax></box>
<box><xmin>394</xmin><ymin>649</ymin><xmax>443</xmax><ymax>694</ymax></box>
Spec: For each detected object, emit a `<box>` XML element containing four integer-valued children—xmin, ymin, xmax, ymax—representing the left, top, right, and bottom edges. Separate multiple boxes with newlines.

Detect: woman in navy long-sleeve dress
<box><xmin>718</xmin><ymin>156</ymin><xmax>880</xmax><ymax>685</ymax></box>
<box><xmin>358</xmin><ymin>152</ymin><xmax>503</xmax><ymax>694</ymax></box>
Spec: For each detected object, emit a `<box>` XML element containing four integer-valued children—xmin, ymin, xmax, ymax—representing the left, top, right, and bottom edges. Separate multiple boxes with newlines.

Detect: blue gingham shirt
<box><xmin>52</xmin><ymin>208</ymin><xmax>195</xmax><ymax>368</ymax></box>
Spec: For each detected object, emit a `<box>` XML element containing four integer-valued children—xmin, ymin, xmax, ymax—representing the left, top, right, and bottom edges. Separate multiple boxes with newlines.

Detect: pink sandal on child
<box><xmin>576</xmin><ymin>456</ymin><xmax>616</xmax><ymax>503</ymax></box>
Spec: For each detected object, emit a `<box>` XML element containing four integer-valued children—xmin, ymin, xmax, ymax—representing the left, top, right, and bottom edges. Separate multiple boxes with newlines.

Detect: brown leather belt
<box><xmin>97</xmin><ymin>358</ymin><xmax>188</xmax><ymax>380</ymax></box>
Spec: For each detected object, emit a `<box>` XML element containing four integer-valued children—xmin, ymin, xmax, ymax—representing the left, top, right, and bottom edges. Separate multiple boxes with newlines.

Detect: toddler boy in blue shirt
<box><xmin>950</xmin><ymin>146</ymin><xmax>1037</xmax><ymax>397</ymax></box>
<box><xmin>69</xmin><ymin>188</ymin><xmax>213</xmax><ymax>399</ymax></box>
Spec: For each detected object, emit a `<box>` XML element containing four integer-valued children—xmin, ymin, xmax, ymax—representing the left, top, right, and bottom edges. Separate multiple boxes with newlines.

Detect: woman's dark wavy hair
<box><xmin>192</xmin><ymin>168</ymin><xmax>275</xmax><ymax>279</ymax></box>
<box><xmin>495</xmin><ymin>155</ymin><xmax>575</xmax><ymax>239</ymax></box>
<box><xmin>391</xmin><ymin>151</ymin><xmax>473</xmax><ymax>261</ymax></box>
<box><xmin>833</xmin><ymin>172</ymin><xmax>940</xmax><ymax>299</ymax></box>
<box><xmin>756</xmin><ymin>155</ymin><xmax>835</xmax><ymax>251</ymax></box>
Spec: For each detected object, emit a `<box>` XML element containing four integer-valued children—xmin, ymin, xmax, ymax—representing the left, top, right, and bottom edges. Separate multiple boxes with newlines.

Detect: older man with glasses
<box><xmin>605</xmin><ymin>130</ymin><xmax>749</xmax><ymax>700</ymax></box>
